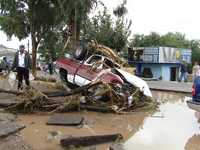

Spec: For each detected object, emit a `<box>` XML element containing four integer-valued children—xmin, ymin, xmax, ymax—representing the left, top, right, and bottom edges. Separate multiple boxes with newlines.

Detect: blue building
<box><xmin>128</xmin><ymin>47</ymin><xmax>191</xmax><ymax>81</ymax></box>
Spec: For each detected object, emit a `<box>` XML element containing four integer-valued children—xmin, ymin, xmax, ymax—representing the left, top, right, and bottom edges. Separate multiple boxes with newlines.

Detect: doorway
<box><xmin>170</xmin><ymin>67</ymin><xmax>177</xmax><ymax>81</ymax></box>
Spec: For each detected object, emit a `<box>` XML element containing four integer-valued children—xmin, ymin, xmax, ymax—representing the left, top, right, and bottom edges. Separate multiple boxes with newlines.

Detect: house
<box><xmin>128</xmin><ymin>47</ymin><xmax>191</xmax><ymax>81</ymax></box>
<box><xmin>0</xmin><ymin>44</ymin><xmax>17</xmax><ymax>64</ymax></box>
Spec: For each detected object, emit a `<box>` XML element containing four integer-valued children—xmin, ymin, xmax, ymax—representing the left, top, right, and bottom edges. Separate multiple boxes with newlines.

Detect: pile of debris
<box><xmin>4</xmin><ymin>81</ymin><xmax>156</xmax><ymax>114</ymax></box>
<box><xmin>1</xmin><ymin>41</ymin><xmax>157</xmax><ymax>114</ymax></box>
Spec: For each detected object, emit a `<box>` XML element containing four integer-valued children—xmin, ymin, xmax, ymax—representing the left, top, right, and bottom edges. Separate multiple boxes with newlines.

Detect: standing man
<box><xmin>192</xmin><ymin>62</ymin><xmax>200</xmax><ymax>80</ymax></box>
<box><xmin>178</xmin><ymin>61</ymin><xmax>188</xmax><ymax>82</ymax></box>
<box><xmin>12</xmin><ymin>45</ymin><xmax>32</xmax><ymax>90</ymax></box>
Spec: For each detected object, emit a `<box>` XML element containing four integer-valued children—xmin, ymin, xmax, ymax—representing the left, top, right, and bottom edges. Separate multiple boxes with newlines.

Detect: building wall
<box><xmin>141</xmin><ymin>63</ymin><xmax>180</xmax><ymax>81</ymax></box>
<box><xmin>141</xmin><ymin>64</ymin><xmax>162</xmax><ymax>79</ymax></box>
<box><xmin>161</xmin><ymin>65</ymin><xmax>170</xmax><ymax>81</ymax></box>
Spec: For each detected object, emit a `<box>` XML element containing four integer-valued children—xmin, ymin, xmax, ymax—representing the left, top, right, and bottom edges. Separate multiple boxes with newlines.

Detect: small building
<box><xmin>0</xmin><ymin>44</ymin><xmax>17</xmax><ymax>64</ymax></box>
<box><xmin>128</xmin><ymin>47</ymin><xmax>191</xmax><ymax>81</ymax></box>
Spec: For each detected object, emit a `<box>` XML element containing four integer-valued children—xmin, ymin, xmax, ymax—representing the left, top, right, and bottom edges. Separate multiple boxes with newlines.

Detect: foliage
<box><xmin>38</xmin><ymin>28</ymin><xmax>65</xmax><ymax>61</ymax></box>
<box><xmin>0</xmin><ymin>0</ymin><xmax>97</xmax><ymax>75</ymax></box>
<box><xmin>56</xmin><ymin>0</ymin><xmax>98</xmax><ymax>47</ymax></box>
<box><xmin>0</xmin><ymin>0</ymin><xmax>60</xmax><ymax>75</ymax></box>
<box><xmin>82</xmin><ymin>6</ymin><xmax>131</xmax><ymax>52</ymax></box>
<box><xmin>129</xmin><ymin>32</ymin><xmax>200</xmax><ymax>63</ymax></box>
<box><xmin>113</xmin><ymin>0</ymin><xmax>127</xmax><ymax>18</ymax></box>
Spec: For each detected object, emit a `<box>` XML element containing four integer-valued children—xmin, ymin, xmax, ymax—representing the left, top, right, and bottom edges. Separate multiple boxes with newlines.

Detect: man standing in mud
<box><xmin>12</xmin><ymin>45</ymin><xmax>32</xmax><ymax>91</ymax></box>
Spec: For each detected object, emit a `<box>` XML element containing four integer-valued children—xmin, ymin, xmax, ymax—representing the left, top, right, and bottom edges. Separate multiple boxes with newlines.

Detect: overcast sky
<box><xmin>1</xmin><ymin>0</ymin><xmax>200</xmax><ymax>49</ymax></box>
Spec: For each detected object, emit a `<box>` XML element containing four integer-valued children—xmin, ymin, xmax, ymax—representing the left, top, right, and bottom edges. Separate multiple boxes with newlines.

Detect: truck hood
<box><xmin>116</xmin><ymin>69</ymin><xmax>152</xmax><ymax>97</ymax></box>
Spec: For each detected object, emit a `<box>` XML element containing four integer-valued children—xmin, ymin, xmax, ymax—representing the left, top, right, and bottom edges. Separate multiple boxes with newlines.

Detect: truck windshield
<box><xmin>87</xmin><ymin>55</ymin><xmax>102</xmax><ymax>64</ymax></box>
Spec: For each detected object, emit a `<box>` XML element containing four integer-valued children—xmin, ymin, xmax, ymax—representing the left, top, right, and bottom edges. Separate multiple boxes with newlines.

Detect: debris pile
<box><xmin>5</xmin><ymin>81</ymin><xmax>157</xmax><ymax>114</ymax></box>
<box><xmin>88</xmin><ymin>40</ymin><xmax>125</xmax><ymax>65</ymax></box>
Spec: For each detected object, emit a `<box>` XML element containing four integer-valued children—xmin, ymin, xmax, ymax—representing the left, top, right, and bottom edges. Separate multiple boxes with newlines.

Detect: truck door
<box><xmin>74</xmin><ymin>55</ymin><xmax>102</xmax><ymax>86</ymax></box>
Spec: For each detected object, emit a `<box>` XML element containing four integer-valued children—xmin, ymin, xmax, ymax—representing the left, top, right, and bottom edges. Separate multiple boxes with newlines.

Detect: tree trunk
<box><xmin>76</xmin><ymin>22</ymin><xmax>80</xmax><ymax>42</ymax></box>
<box><xmin>69</xmin><ymin>17</ymin><xmax>76</xmax><ymax>50</ymax></box>
<box><xmin>69</xmin><ymin>8</ymin><xmax>82</xmax><ymax>50</ymax></box>
<box><xmin>31</xmin><ymin>32</ymin><xmax>38</xmax><ymax>77</ymax></box>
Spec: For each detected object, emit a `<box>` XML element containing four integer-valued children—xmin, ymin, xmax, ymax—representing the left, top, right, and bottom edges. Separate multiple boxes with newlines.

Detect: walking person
<box><xmin>48</xmin><ymin>57</ymin><xmax>54</xmax><ymax>75</ymax></box>
<box><xmin>192</xmin><ymin>62</ymin><xmax>200</xmax><ymax>81</ymax></box>
<box><xmin>178</xmin><ymin>61</ymin><xmax>188</xmax><ymax>82</ymax></box>
<box><xmin>12</xmin><ymin>45</ymin><xmax>32</xmax><ymax>91</ymax></box>
<box><xmin>46</xmin><ymin>54</ymin><xmax>54</xmax><ymax>75</ymax></box>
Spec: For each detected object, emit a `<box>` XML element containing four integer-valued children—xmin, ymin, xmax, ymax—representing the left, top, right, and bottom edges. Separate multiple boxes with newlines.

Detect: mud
<box><xmin>17</xmin><ymin>111</ymin><xmax>148</xmax><ymax>150</ymax></box>
<box><xmin>0</xmin><ymin>77</ymin><xmax>198</xmax><ymax>150</ymax></box>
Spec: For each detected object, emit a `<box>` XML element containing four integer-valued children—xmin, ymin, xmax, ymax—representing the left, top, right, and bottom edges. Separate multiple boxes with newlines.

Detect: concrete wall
<box><xmin>141</xmin><ymin>63</ymin><xmax>180</xmax><ymax>81</ymax></box>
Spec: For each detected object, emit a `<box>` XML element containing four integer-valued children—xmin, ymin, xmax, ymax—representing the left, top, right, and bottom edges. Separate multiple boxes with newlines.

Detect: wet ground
<box><xmin>0</xmin><ymin>77</ymin><xmax>199</xmax><ymax>150</ymax></box>
<box><xmin>15</xmin><ymin>91</ymin><xmax>199</xmax><ymax>150</ymax></box>
<box><xmin>124</xmin><ymin>91</ymin><xmax>200</xmax><ymax>150</ymax></box>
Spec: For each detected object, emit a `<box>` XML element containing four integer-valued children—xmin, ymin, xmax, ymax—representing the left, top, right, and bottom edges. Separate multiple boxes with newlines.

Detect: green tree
<box><xmin>0</xmin><ymin>0</ymin><xmax>59</xmax><ymax>76</ymax></box>
<box><xmin>38</xmin><ymin>29</ymin><xmax>64</xmax><ymax>61</ymax></box>
<box><xmin>190</xmin><ymin>40</ymin><xmax>200</xmax><ymax>63</ymax></box>
<box><xmin>129</xmin><ymin>32</ymin><xmax>200</xmax><ymax>63</ymax></box>
<box><xmin>57</xmin><ymin>0</ymin><xmax>97</xmax><ymax>49</ymax></box>
<box><xmin>82</xmin><ymin>5</ymin><xmax>131</xmax><ymax>52</ymax></box>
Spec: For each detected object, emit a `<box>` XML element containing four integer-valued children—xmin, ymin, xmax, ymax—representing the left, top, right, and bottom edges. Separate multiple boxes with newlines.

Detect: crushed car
<box><xmin>56</xmin><ymin>45</ymin><xmax>152</xmax><ymax>101</ymax></box>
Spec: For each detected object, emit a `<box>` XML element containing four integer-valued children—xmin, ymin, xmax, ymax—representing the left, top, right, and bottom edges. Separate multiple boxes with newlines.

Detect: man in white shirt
<box><xmin>12</xmin><ymin>45</ymin><xmax>32</xmax><ymax>90</ymax></box>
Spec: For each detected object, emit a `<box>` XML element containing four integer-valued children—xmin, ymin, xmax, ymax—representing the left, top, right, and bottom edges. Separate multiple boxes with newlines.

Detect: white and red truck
<box><xmin>56</xmin><ymin>46</ymin><xmax>152</xmax><ymax>98</ymax></box>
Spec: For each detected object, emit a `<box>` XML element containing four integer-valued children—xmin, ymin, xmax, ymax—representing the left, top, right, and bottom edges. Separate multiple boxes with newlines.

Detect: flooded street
<box><xmin>125</xmin><ymin>91</ymin><xmax>199</xmax><ymax>150</ymax></box>
<box><xmin>15</xmin><ymin>90</ymin><xmax>200</xmax><ymax>150</ymax></box>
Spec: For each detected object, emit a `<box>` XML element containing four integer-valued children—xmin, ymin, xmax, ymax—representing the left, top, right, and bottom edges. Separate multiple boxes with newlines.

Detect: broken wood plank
<box><xmin>47</xmin><ymin>114</ymin><xmax>84</xmax><ymax>126</ymax></box>
<box><xmin>43</xmin><ymin>91</ymin><xmax>68</xmax><ymax>97</ymax></box>
<box><xmin>60</xmin><ymin>133</ymin><xmax>123</xmax><ymax>147</ymax></box>
<box><xmin>0</xmin><ymin>122</ymin><xmax>25</xmax><ymax>138</ymax></box>
<box><xmin>0</xmin><ymin>99</ymin><xmax>18</xmax><ymax>107</ymax></box>
<box><xmin>80</xmin><ymin>105</ymin><xmax>112</xmax><ymax>113</ymax></box>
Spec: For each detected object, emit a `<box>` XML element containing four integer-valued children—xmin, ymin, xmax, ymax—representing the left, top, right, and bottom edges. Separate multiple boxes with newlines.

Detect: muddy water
<box><xmin>17</xmin><ymin>91</ymin><xmax>199</xmax><ymax>150</ymax></box>
<box><xmin>17</xmin><ymin>111</ymin><xmax>148</xmax><ymax>150</ymax></box>
<box><xmin>124</xmin><ymin>91</ymin><xmax>199</xmax><ymax>150</ymax></box>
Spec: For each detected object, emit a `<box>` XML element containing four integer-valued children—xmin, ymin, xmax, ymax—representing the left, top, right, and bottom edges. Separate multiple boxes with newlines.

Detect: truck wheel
<box><xmin>73</xmin><ymin>43</ymin><xmax>87</xmax><ymax>60</ymax></box>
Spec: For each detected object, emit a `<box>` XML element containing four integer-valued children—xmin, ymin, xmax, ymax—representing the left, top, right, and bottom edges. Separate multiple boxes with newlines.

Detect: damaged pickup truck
<box><xmin>56</xmin><ymin>47</ymin><xmax>152</xmax><ymax>101</ymax></box>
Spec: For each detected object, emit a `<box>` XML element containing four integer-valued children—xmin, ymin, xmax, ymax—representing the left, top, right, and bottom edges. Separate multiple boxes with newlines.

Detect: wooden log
<box><xmin>60</xmin><ymin>133</ymin><xmax>123</xmax><ymax>147</ymax></box>
<box><xmin>47</xmin><ymin>114</ymin><xmax>84</xmax><ymax>126</ymax></box>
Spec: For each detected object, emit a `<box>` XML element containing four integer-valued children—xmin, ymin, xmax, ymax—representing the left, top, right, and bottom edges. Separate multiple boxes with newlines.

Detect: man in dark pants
<box><xmin>12</xmin><ymin>45</ymin><xmax>32</xmax><ymax>91</ymax></box>
<box><xmin>179</xmin><ymin>61</ymin><xmax>188</xmax><ymax>82</ymax></box>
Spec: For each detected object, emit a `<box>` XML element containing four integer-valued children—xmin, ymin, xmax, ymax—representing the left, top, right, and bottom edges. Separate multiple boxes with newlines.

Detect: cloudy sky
<box><xmin>0</xmin><ymin>0</ymin><xmax>200</xmax><ymax>49</ymax></box>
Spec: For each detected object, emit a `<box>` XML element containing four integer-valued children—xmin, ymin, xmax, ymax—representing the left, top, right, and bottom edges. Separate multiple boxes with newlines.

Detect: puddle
<box><xmin>124</xmin><ymin>91</ymin><xmax>200</xmax><ymax>150</ymax></box>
